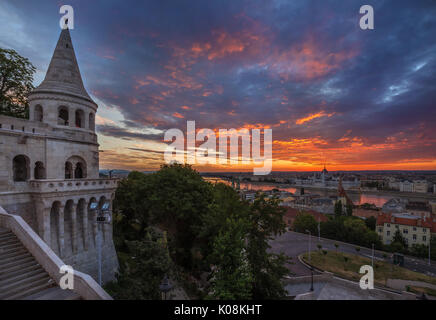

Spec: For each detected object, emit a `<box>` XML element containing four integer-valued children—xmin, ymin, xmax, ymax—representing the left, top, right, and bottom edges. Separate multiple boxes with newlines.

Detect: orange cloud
<box><xmin>173</xmin><ymin>112</ymin><xmax>184</xmax><ymax>119</ymax></box>
<box><xmin>295</xmin><ymin>111</ymin><xmax>335</xmax><ymax>125</ymax></box>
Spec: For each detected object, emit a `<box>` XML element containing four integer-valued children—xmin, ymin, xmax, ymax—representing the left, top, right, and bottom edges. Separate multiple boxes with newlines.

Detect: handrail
<box><xmin>0</xmin><ymin>205</ymin><xmax>112</xmax><ymax>300</ymax></box>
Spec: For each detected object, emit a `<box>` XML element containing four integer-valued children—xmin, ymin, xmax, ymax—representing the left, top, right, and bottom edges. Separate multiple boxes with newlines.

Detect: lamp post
<box><xmin>371</xmin><ymin>243</ymin><xmax>374</xmax><ymax>268</ymax></box>
<box><xmin>159</xmin><ymin>275</ymin><xmax>173</xmax><ymax>300</ymax></box>
<box><xmin>318</xmin><ymin>217</ymin><xmax>321</xmax><ymax>243</ymax></box>
<box><xmin>306</xmin><ymin>229</ymin><xmax>314</xmax><ymax>292</ymax></box>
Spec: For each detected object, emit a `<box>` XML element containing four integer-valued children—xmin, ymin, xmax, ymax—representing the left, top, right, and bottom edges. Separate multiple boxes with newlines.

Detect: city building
<box><xmin>0</xmin><ymin>27</ymin><xmax>119</xmax><ymax>283</ymax></box>
<box><xmin>399</xmin><ymin>180</ymin><xmax>414</xmax><ymax>192</ymax></box>
<box><xmin>413</xmin><ymin>180</ymin><xmax>429</xmax><ymax>193</ymax></box>
<box><xmin>376</xmin><ymin>212</ymin><xmax>436</xmax><ymax>246</ymax></box>
<box><xmin>283</xmin><ymin>207</ymin><xmax>328</xmax><ymax>229</ymax></box>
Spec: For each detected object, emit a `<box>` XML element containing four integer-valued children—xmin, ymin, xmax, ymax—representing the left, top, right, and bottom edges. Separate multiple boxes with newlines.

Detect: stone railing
<box><xmin>28</xmin><ymin>178</ymin><xmax>119</xmax><ymax>193</ymax></box>
<box><xmin>0</xmin><ymin>205</ymin><xmax>112</xmax><ymax>300</ymax></box>
<box><xmin>0</xmin><ymin>114</ymin><xmax>97</xmax><ymax>144</ymax></box>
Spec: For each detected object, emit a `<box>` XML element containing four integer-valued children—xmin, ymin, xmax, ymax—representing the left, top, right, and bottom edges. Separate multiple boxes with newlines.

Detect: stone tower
<box><xmin>0</xmin><ymin>27</ymin><xmax>119</xmax><ymax>283</ymax></box>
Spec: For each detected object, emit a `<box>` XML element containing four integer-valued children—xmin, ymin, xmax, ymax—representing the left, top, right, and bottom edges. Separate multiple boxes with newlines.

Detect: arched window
<box><xmin>58</xmin><ymin>106</ymin><xmax>69</xmax><ymax>126</ymax></box>
<box><xmin>66</xmin><ymin>156</ymin><xmax>87</xmax><ymax>179</ymax></box>
<box><xmin>75</xmin><ymin>109</ymin><xmax>84</xmax><ymax>128</ymax></box>
<box><xmin>34</xmin><ymin>105</ymin><xmax>43</xmax><ymax>122</ymax></box>
<box><xmin>65</xmin><ymin>162</ymin><xmax>73</xmax><ymax>179</ymax></box>
<box><xmin>13</xmin><ymin>155</ymin><xmax>30</xmax><ymax>182</ymax></box>
<box><xmin>75</xmin><ymin>162</ymin><xmax>84</xmax><ymax>179</ymax></box>
<box><xmin>89</xmin><ymin>113</ymin><xmax>95</xmax><ymax>131</ymax></box>
<box><xmin>34</xmin><ymin>161</ymin><xmax>46</xmax><ymax>180</ymax></box>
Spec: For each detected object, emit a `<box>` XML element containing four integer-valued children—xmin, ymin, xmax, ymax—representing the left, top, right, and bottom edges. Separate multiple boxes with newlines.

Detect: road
<box><xmin>270</xmin><ymin>231</ymin><xmax>436</xmax><ymax>277</ymax></box>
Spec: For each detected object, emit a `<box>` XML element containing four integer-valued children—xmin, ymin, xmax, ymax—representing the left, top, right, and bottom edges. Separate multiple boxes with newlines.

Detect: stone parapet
<box><xmin>0</xmin><ymin>205</ymin><xmax>112</xmax><ymax>300</ymax></box>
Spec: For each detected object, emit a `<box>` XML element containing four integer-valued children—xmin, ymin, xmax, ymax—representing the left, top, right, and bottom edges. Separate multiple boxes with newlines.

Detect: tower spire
<box><xmin>33</xmin><ymin>28</ymin><xmax>95</xmax><ymax>104</ymax></box>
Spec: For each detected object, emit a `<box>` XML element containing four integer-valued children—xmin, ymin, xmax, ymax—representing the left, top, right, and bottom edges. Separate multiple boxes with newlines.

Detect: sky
<box><xmin>1</xmin><ymin>0</ymin><xmax>436</xmax><ymax>172</ymax></box>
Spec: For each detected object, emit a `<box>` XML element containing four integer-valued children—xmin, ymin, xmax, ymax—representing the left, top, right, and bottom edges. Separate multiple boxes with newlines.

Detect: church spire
<box><xmin>33</xmin><ymin>27</ymin><xmax>95</xmax><ymax>104</ymax></box>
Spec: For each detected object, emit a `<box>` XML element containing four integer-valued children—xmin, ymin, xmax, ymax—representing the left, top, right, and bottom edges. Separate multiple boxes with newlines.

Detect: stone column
<box><xmin>83</xmin><ymin>201</ymin><xmax>89</xmax><ymax>250</ymax></box>
<box><xmin>68</xmin><ymin>108</ymin><xmax>75</xmax><ymax>128</ymax></box>
<box><xmin>84</xmin><ymin>112</ymin><xmax>90</xmax><ymax>130</ymax></box>
<box><xmin>58</xmin><ymin>204</ymin><xmax>65</xmax><ymax>258</ymax></box>
<box><xmin>71</xmin><ymin>201</ymin><xmax>78</xmax><ymax>253</ymax></box>
<box><xmin>40</xmin><ymin>207</ymin><xmax>51</xmax><ymax>245</ymax></box>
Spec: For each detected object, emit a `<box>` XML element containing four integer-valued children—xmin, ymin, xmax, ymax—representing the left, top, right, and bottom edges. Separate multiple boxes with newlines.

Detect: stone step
<box><xmin>22</xmin><ymin>286</ymin><xmax>81</xmax><ymax>300</ymax></box>
<box><xmin>0</xmin><ymin>233</ymin><xmax>16</xmax><ymax>242</ymax></box>
<box><xmin>0</xmin><ymin>247</ymin><xmax>28</xmax><ymax>260</ymax></box>
<box><xmin>0</xmin><ymin>268</ymin><xmax>47</xmax><ymax>288</ymax></box>
<box><xmin>3</xmin><ymin>278</ymin><xmax>55</xmax><ymax>300</ymax></box>
<box><xmin>0</xmin><ymin>244</ymin><xmax>25</xmax><ymax>256</ymax></box>
<box><xmin>0</xmin><ymin>251</ymin><xmax>32</xmax><ymax>268</ymax></box>
<box><xmin>0</xmin><ymin>238</ymin><xmax>20</xmax><ymax>248</ymax></box>
<box><xmin>0</xmin><ymin>271</ymin><xmax>50</xmax><ymax>294</ymax></box>
<box><xmin>0</xmin><ymin>229</ymin><xmax>11</xmax><ymax>237</ymax></box>
<box><xmin>0</xmin><ymin>242</ymin><xmax>24</xmax><ymax>253</ymax></box>
<box><xmin>0</xmin><ymin>255</ymin><xmax>34</xmax><ymax>269</ymax></box>
<box><xmin>0</xmin><ymin>260</ymin><xmax>40</xmax><ymax>280</ymax></box>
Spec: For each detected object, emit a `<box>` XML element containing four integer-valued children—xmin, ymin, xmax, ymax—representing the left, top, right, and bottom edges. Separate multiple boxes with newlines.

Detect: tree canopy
<box><xmin>0</xmin><ymin>48</ymin><xmax>35</xmax><ymax>119</ymax></box>
<box><xmin>111</xmin><ymin>164</ymin><xmax>291</xmax><ymax>300</ymax></box>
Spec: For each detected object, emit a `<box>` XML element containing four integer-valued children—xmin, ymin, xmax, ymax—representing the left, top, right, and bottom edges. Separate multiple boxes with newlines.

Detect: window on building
<box><xmin>413</xmin><ymin>227</ymin><xmax>417</xmax><ymax>231</ymax></box>
<box><xmin>403</xmin><ymin>229</ymin><xmax>408</xmax><ymax>234</ymax></box>
<box><xmin>58</xmin><ymin>107</ymin><xmax>69</xmax><ymax>126</ymax></box>
<box><xmin>75</xmin><ymin>109</ymin><xmax>85</xmax><ymax>128</ymax></box>
<box><xmin>34</xmin><ymin>105</ymin><xmax>43</xmax><ymax>122</ymax></box>
<box><xmin>378</xmin><ymin>227</ymin><xmax>383</xmax><ymax>233</ymax></box>
<box><xmin>13</xmin><ymin>155</ymin><xmax>30</xmax><ymax>182</ymax></box>
<box><xmin>387</xmin><ymin>231</ymin><xmax>390</xmax><ymax>236</ymax></box>
<box><xmin>65</xmin><ymin>162</ymin><xmax>73</xmax><ymax>179</ymax></box>
<box><xmin>74</xmin><ymin>162</ymin><xmax>84</xmax><ymax>179</ymax></box>
<box><xmin>423</xmin><ymin>228</ymin><xmax>427</xmax><ymax>233</ymax></box>
<box><xmin>413</xmin><ymin>234</ymin><xmax>417</xmax><ymax>240</ymax></box>
<box><xmin>89</xmin><ymin>113</ymin><xmax>95</xmax><ymax>131</ymax></box>
<box><xmin>423</xmin><ymin>236</ymin><xmax>427</xmax><ymax>242</ymax></box>
<box><xmin>34</xmin><ymin>162</ymin><xmax>46</xmax><ymax>180</ymax></box>
<box><xmin>66</xmin><ymin>156</ymin><xmax>87</xmax><ymax>179</ymax></box>
<box><xmin>387</xmin><ymin>224</ymin><xmax>390</xmax><ymax>228</ymax></box>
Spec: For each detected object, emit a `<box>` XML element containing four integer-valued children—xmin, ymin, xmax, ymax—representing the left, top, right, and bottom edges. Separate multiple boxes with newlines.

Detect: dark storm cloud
<box><xmin>97</xmin><ymin>124</ymin><xmax>163</xmax><ymax>142</ymax></box>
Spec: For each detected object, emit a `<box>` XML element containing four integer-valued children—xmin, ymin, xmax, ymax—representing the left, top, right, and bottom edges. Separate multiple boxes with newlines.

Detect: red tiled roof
<box><xmin>376</xmin><ymin>213</ymin><xmax>436</xmax><ymax>231</ymax></box>
<box><xmin>284</xmin><ymin>207</ymin><xmax>328</xmax><ymax>222</ymax></box>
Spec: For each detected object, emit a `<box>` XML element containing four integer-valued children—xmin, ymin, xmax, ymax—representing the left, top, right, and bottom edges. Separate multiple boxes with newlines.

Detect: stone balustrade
<box><xmin>0</xmin><ymin>205</ymin><xmax>112</xmax><ymax>300</ymax></box>
<box><xmin>29</xmin><ymin>178</ymin><xmax>119</xmax><ymax>193</ymax></box>
<box><xmin>0</xmin><ymin>114</ymin><xmax>97</xmax><ymax>144</ymax></box>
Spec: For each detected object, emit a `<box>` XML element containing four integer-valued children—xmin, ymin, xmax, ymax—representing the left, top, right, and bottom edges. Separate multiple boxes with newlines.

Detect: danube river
<box><xmin>205</xmin><ymin>178</ymin><xmax>392</xmax><ymax>207</ymax></box>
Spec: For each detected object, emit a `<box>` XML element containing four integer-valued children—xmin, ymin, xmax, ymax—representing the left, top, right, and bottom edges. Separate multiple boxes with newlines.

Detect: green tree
<box><xmin>334</xmin><ymin>200</ymin><xmax>343</xmax><ymax>217</ymax></box>
<box><xmin>293</xmin><ymin>212</ymin><xmax>317</xmax><ymax>234</ymax></box>
<box><xmin>105</xmin><ymin>229</ymin><xmax>173</xmax><ymax>300</ymax></box>
<box><xmin>147</xmin><ymin>164</ymin><xmax>214</xmax><ymax>270</ymax></box>
<box><xmin>365</xmin><ymin>216</ymin><xmax>377</xmax><ymax>231</ymax></box>
<box><xmin>113</xmin><ymin>171</ymin><xmax>154</xmax><ymax>245</ymax></box>
<box><xmin>346</xmin><ymin>204</ymin><xmax>353</xmax><ymax>217</ymax></box>
<box><xmin>208</xmin><ymin>217</ymin><xmax>253</xmax><ymax>300</ymax></box>
<box><xmin>246</xmin><ymin>194</ymin><xmax>290</xmax><ymax>299</ymax></box>
<box><xmin>391</xmin><ymin>229</ymin><xmax>408</xmax><ymax>251</ymax></box>
<box><xmin>0</xmin><ymin>48</ymin><xmax>35</xmax><ymax>118</ymax></box>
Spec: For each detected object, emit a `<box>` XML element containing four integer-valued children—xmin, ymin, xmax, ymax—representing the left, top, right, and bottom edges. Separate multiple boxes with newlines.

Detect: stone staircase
<box><xmin>0</xmin><ymin>227</ymin><xmax>80</xmax><ymax>300</ymax></box>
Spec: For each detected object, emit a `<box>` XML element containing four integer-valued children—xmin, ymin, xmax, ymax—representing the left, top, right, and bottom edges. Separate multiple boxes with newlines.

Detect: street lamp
<box><xmin>159</xmin><ymin>274</ymin><xmax>173</xmax><ymax>300</ymax></box>
<box><xmin>305</xmin><ymin>229</ymin><xmax>314</xmax><ymax>292</ymax></box>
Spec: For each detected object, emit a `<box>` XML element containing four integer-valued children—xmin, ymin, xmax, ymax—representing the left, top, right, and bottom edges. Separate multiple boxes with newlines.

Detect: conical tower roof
<box><xmin>33</xmin><ymin>27</ymin><xmax>95</xmax><ymax>104</ymax></box>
